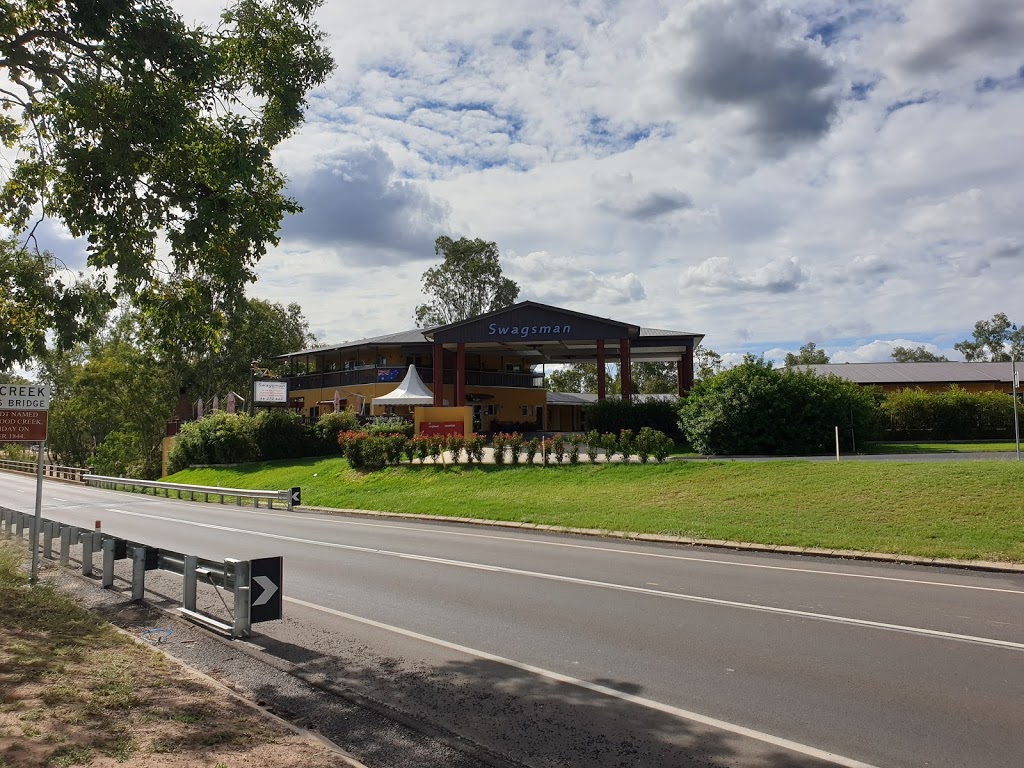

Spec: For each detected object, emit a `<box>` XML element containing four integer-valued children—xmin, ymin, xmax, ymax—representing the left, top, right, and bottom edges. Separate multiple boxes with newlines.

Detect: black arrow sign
<box><xmin>250</xmin><ymin>556</ymin><xmax>283</xmax><ymax>623</ymax></box>
<box><xmin>290</xmin><ymin>487</ymin><xmax>301</xmax><ymax>506</ymax></box>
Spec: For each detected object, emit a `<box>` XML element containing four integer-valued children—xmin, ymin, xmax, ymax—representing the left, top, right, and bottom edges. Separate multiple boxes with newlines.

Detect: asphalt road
<box><xmin>2</xmin><ymin>472</ymin><xmax>1023</xmax><ymax>768</ymax></box>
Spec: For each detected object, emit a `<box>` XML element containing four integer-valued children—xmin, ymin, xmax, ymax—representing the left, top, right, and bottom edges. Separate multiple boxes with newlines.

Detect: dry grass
<box><xmin>0</xmin><ymin>542</ymin><xmax>349</xmax><ymax>768</ymax></box>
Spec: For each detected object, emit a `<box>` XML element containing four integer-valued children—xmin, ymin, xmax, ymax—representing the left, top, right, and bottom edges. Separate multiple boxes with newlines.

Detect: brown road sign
<box><xmin>0</xmin><ymin>410</ymin><xmax>49</xmax><ymax>442</ymax></box>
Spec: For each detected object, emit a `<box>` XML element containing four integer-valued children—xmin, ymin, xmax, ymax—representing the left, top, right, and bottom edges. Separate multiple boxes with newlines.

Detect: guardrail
<box><xmin>0</xmin><ymin>506</ymin><xmax>283</xmax><ymax>638</ymax></box>
<box><xmin>0</xmin><ymin>458</ymin><xmax>91</xmax><ymax>483</ymax></box>
<box><xmin>84</xmin><ymin>474</ymin><xmax>299</xmax><ymax>511</ymax></box>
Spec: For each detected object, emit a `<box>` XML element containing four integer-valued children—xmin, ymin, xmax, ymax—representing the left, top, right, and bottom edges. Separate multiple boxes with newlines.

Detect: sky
<box><xmin>32</xmin><ymin>1</ymin><xmax>1024</xmax><ymax>366</ymax></box>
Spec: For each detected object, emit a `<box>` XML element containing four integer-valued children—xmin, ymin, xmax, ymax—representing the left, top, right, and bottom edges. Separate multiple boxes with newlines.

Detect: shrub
<box><xmin>652</xmin><ymin>431</ymin><xmax>673</xmax><ymax>463</ymax></box>
<box><xmin>428</xmin><ymin>435</ymin><xmax>444</xmax><ymax>464</ymax></box>
<box><xmin>253</xmin><ymin>410</ymin><xmax>307</xmax><ymax>461</ymax></box>
<box><xmin>635</xmin><ymin>427</ymin><xmax>654</xmax><ymax>463</ymax></box>
<box><xmin>403</xmin><ymin>439</ymin><xmax>416</xmax><ymax>463</ymax></box>
<box><xmin>365</xmin><ymin>417</ymin><xmax>414</xmax><ymax>438</ymax></box>
<box><xmin>585</xmin><ymin>430</ymin><xmax>600</xmax><ymax>463</ymax></box>
<box><xmin>467</xmin><ymin>434</ymin><xmax>485</xmax><ymax>463</ymax></box>
<box><xmin>168</xmin><ymin>412</ymin><xmax>258</xmax><ymax>473</ymax></box>
<box><xmin>678</xmin><ymin>356</ymin><xmax>882</xmax><ymax>455</ymax></box>
<box><xmin>525</xmin><ymin>437</ymin><xmax>539</xmax><ymax>465</ymax></box>
<box><xmin>508</xmin><ymin>432</ymin><xmax>523</xmax><ymax>464</ymax></box>
<box><xmin>599</xmin><ymin>432</ymin><xmax>619</xmax><ymax>462</ymax></box>
<box><xmin>880</xmin><ymin>386</ymin><xmax>1016</xmax><ymax>440</ymax></box>
<box><xmin>552</xmin><ymin>434</ymin><xmax>566</xmax><ymax>464</ymax></box>
<box><xmin>414</xmin><ymin>435</ymin><xmax>430</xmax><ymax>463</ymax></box>
<box><xmin>541</xmin><ymin>438</ymin><xmax>551</xmax><ymax>465</ymax></box>
<box><xmin>446</xmin><ymin>435</ymin><xmax>465</xmax><ymax>464</ymax></box>
<box><xmin>568</xmin><ymin>434</ymin><xmax>583</xmax><ymax>464</ymax></box>
<box><xmin>618</xmin><ymin>429</ymin><xmax>635</xmax><ymax>462</ymax></box>
<box><xmin>492</xmin><ymin>433</ymin><xmax>507</xmax><ymax>466</ymax></box>
<box><xmin>583</xmin><ymin>398</ymin><xmax>682</xmax><ymax>440</ymax></box>
<box><xmin>384</xmin><ymin>434</ymin><xmax>407</xmax><ymax>464</ymax></box>
<box><xmin>311</xmin><ymin>411</ymin><xmax>360</xmax><ymax>453</ymax></box>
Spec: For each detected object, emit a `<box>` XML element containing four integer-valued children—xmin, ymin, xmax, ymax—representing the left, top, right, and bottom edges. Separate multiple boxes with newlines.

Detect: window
<box><xmin>521</xmin><ymin>405</ymin><xmax>531</xmax><ymax>416</ymax></box>
<box><xmin>343</xmin><ymin>360</ymin><xmax>354</xmax><ymax>371</ymax></box>
<box><xmin>505</xmin><ymin>363</ymin><xmax>522</xmax><ymax>372</ymax></box>
<box><xmin>485</xmin><ymin>404</ymin><xmax>497</xmax><ymax>416</ymax></box>
<box><xmin>376</xmin><ymin>356</ymin><xmax>387</xmax><ymax>366</ymax></box>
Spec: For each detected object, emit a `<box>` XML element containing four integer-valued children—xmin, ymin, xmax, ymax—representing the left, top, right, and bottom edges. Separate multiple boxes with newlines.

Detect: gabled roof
<box><xmin>794</xmin><ymin>361</ymin><xmax>1019</xmax><ymax>385</ymax></box>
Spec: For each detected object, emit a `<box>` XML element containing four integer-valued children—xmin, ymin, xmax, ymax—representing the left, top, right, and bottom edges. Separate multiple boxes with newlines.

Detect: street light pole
<box><xmin>249</xmin><ymin>360</ymin><xmax>258</xmax><ymax>417</ymax></box>
<box><xmin>1012</xmin><ymin>351</ymin><xmax>1020</xmax><ymax>461</ymax></box>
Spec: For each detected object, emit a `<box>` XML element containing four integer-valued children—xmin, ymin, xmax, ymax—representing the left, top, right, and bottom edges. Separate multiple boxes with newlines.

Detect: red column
<box><xmin>620</xmin><ymin>337</ymin><xmax>632</xmax><ymax>402</ymax></box>
<box><xmin>456</xmin><ymin>343</ymin><xmax>466</xmax><ymax>407</ymax></box>
<box><xmin>596</xmin><ymin>339</ymin><xmax>606</xmax><ymax>401</ymax></box>
<box><xmin>680</xmin><ymin>346</ymin><xmax>694</xmax><ymax>395</ymax></box>
<box><xmin>432</xmin><ymin>343</ymin><xmax>444</xmax><ymax>406</ymax></box>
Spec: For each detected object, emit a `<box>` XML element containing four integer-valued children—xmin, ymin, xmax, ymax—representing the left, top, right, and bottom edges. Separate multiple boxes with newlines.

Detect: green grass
<box><xmin>167</xmin><ymin>456</ymin><xmax>1024</xmax><ymax>562</ymax></box>
<box><xmin>864</xmin><ymin>441</ymin><xmax>1020</xmax><ymax>454</ymax></box>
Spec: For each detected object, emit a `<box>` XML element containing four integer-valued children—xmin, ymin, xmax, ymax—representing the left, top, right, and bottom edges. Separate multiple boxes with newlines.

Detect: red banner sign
<box><xmin>420</xmin><ymin>421</ymin><xmax>465</xmax><ymax>437</ymax></box>
<box><xmin>0</xmin><ymin>410</ymin><xmax>49</xmax><ymax>442</ymax></box>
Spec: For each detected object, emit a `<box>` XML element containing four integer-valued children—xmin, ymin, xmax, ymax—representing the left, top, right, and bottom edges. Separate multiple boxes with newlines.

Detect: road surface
<box><xmin>2</xmin><ymin>472</ymin><xmax>1022</xmax><ymax>768</ymax></box>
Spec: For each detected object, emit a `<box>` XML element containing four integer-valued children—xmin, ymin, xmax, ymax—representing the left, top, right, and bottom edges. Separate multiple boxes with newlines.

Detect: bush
<box><xmin>311</xmin><ymin>411</ymin><xmax>360</xmax><ymax>453</ymax></box>
<box><xmin>253</xmin><ymin>410</ymin><xmax>307</xmax><ymax>461</ymax></box>
<box><xmin>583</xmin><ymin>398</ymin><xmax>682</xmax><ymax>440</ymax></box>
<box><xmin>880</xmin><ymin>386</ymin><xmax>1017</xmax><ymax>440</ymax></box>
<box><xmin>168</xmin><ymin>412</ymin><xmax>258</xmax><ymax>473</ymax></box>
<box><xmin>678</xmin><ymin>357</ymin><xmax>881</xmax><ymax>455</ymax></box>
<box><xmin>525</xmin><ymin>437</ymin><xmax>539</xmax><ymax>465</ymax></box>
<box><xmin>365</xmin><ymin>416</ymin><xmax>414</xmax><ymax>438</ymax></box>
<box><xmin>508</xmin><ymin>432</ymin><xmax>523</xmax><ymax>464</ymax></box>
<box><xmin>585</xmin><ymin>430</ymin><xmax>600</xmax><ymax>463</ymax></box>
<box><xmin>492</xmin><ymin>433</ymin><xmax>507</xmax><ymax>466</ymax></box>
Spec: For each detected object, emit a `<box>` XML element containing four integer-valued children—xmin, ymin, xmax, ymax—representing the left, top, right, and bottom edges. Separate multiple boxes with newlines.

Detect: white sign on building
<box><xmin>254</xmin><ymin>380</ymin><xmax>288</xmax><ymax>404</ymax></box>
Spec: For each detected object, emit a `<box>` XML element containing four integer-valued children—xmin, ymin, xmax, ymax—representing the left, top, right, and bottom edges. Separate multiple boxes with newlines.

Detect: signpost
<box><xmin>249</xmin><ymin>556</ymin><xmax>283</xmax><ymax>623</ymax></box>
<box><xmin>1</xmin><ymin>384</ymin><xmax>51</xmax><ymax>584</ymax></box>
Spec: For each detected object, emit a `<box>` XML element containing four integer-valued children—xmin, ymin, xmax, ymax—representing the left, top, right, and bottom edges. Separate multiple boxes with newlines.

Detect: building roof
<box><xmin>794</xmin><ymin>361</ymin><xmax>1019</xmax><ymax>385</ymax></box>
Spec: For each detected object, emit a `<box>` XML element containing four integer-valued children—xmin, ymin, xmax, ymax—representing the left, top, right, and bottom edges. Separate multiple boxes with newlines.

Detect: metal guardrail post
<box><xmin>60</xmin><ymin>525</ymin><xmax>71</xmax><ymax>565</ymax></box>
<box><xmin>101</xmin><ymin>539</ymin><xmax>115</xmax><ymax>588</ymax></box>
<box><xmin>132</xmin><ymin>547</ymin><xmax>146</xmax><ymax>602</ymax></box>
<box><xmin>82</xmin><ymin>531</ymin><xmax>94</xmax><ymax>576</ymax></box>
<box><xmin>16</xmin><ymin>512</ymin><xmax>25</xmax><ymax>539</ymax></box>
<box><xmin>183</xmin><ymin>555</ymin><xmax>198</xmax><ymax>612</ymax></box>
<box><xmin>228</xmin><ymin>558</ymin><xmax>251</xmax><ymax>638</ymax></box>
<box><xmin>43</xmin><ymin>521</ymin><xmax>54</xmax><ymax>559</ymax></box>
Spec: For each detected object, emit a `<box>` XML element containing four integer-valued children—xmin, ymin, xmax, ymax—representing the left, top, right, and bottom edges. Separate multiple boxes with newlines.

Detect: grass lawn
<box><xmin>864</xmin><ymin>441</ymin><xmax>1021</xmax><ymax>454</ymax></box>
<box><xmin>167</xmin><ymin>457</ymin><xmax>1024</xmax><ymax>563</ymax></box>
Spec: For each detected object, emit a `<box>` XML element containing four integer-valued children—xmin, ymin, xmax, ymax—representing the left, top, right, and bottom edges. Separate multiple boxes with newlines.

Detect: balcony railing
<box><xmin>285</xmin><ymin>367</ymin><xmax>544</xmax><ymax>392</ymax></box>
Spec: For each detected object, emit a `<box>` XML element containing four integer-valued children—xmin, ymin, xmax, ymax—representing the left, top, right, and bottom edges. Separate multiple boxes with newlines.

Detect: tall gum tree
<box><xmin>0</xmin><ymin>0</ymin><xmax>333</xmax><ymax>365</ymax></box>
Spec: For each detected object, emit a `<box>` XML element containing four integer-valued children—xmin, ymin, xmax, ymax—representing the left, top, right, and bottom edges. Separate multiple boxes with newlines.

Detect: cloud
<box><xmin>509</xmin><ymin>250</ymin><xmax>647</xmax><ymax>307</ymax></box>
<box><xmin>657</xmin><ymin>0</ymin><xmax>841</xmax><ymax>152</ymax></box>
<box><xmin>598</xmin><ymin>188</ymin><xmax>694</xmax><ymax>221</ymax></box>
<box><xmin>831</xmin><ymin>339</ymin><xmax>952</xmax><ymax>363</ymax></box>
<box><xmin>682</xmin><ymin>256</ymin><xmax>807</xmax><ymax>294</ymax></box>
<box><xmin>281</xmin><ymin>145</ymin><xmax>450</xmax><ymax>264</ymax></box>
<box><xmin>894</xmin><ymin>0</ymin><xmax>1024</xmax><ymax>75</ymax></box>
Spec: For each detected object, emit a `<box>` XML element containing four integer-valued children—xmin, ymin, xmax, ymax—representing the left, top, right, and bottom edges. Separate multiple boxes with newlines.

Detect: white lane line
<box><xmin>205</xmin><ymin>508</ymin><xmax>1024</xmax><ymax>595</ymax></box>
<box><xmin>105</xmin><ymin>507</ymin><xmax>1024</xmax><ymax>651</ymax></box>
<box><xmin>285</xmin><ymin>596</ymin><xmax>881</xmax><ymax>768</ymax></box>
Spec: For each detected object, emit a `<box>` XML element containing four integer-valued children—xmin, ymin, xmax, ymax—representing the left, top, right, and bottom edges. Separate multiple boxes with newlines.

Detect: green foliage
<box><xmin>0</xmin><ymin>239</ymin><xmax>111</xmax><ymax>369</ymax></box>
<box><xmin>310</xmin><ymin>411</ymin><xmax>360</xmax><ymax>452</ymax></box>
<box><xmin>492</xmin><ymin>432</ymin><xmax>507</xmax><ymax>465</ymax></box>
<box><xmin>583</xmin><ymin>398</ymin><xmax>682</xmax><ymax>439</ymax></box>
<box><xmin>1</xmin><ymin>0</ymin><xmax>333</xmax><ymax>354</ymax></box>
<box><xmin>890</xmin><ymin>345</ymin><xmax>949</xmax><ymax>363</ymax></box>
<box><xmin>585</xmin><ymin>430</ymin><xmax>601</xmax><ymax>463</ymax></box>
<box><xmin>364</xmin><ymin>417</ymin><xmax>414</xmax><ymax>438</ymax></box>
<box><xmin>954</xmin><ymin>313</ymin><xmax>1023</xmax><ymax>362</ymax></box>
<box><xmin>168</xmin><ymin>412</ymin><xmax>258</xmax><ymax>472</ymax></box>
<box><xmin>880</xmin><ymin>387</ymin><xmax>1016</xmax><ymax>440</ymax></box>
<box><xmin>546</xmin><ymin>363</ymin><xmax>618</xmax><ymax>394</ymax></box>
<box><xmin>678</xmin><ymin>356</ymin><xmax>881</xmax><ymax>455</ymax></box>
<box><xmin>252</xmin><ymin>410</ymin><xmax>306</xmax><ymax>461</ymax></box>
<box><xmin>525</xmin><ymin>437</ymin><xmax>540</xmax><ymax>465</ymax></box>
<box><xmin>784</xmin><ymin>341</ymin><xmax>830</xmax><ymax>366</ymax></box>
<box><xmin>413</xmin><ymin>236</ymin><xmax>520</xmax><ymax>327</ymax></box>
<box><xmin>694</xmin><ymin>344</ymin><xmax>723</xmax><ymax>380</ymax></box>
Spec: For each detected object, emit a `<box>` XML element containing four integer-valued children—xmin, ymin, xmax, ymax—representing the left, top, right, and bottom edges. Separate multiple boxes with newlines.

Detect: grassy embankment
<box><xmin>168</xmin><ymin>457</ymin><xmax>1024</xmax><ymax>563</ymax></box>
<box><xmin>864</xmin><ymin>441</ymin><xmax>1020</xmax><ymax>454</ymax></box>
<box><xmin>0</xmin><ymin>542</ymin><xmax>346</xmax><ymax>768</ymax></box>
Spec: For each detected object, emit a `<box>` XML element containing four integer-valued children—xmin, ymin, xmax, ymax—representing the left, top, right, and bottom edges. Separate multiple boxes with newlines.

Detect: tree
<box><xmin>0</xmin><ymin>238</ymin><xmax>110</xmax><ymax>369</ymax></box>
<box><xmin>784</xmin><ymin>341</ymin><xmax>830</xmax><ymax>366</ymax></box>
<box><xmin>695</xmin><ymin>344</ymin><xmax>723</xmax><ymax>380</ymax></box>
<box><xmin>546</xmin><ymin>363</ymin><xmax>616</xmax><ymax>394</ymax></box>
<box><xmin>890</xmin><ymin>345</ymin><xmax>949</xmax><ymax>363</ymax></box>
<box><xmin>1</xmin><ymin>0</ymin><xmax>333</xmax><ymax>361</ymax></box>
<box><xmin>954</xmin><ymin>313</ymin><xmax>1024</xmax><ymax>362</ymax></box>
<box><xmin>414</xmin><ymin>236</ymin><xmax>520</xmax><ymax>327</ymax></box>
<box><xmin>632</xmin><ymin>362</ymin><xmax>677</xmax><ymax>394</ymax></box>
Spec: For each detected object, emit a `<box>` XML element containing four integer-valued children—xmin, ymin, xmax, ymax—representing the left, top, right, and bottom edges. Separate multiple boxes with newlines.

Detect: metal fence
<box><xmin>0</xmin><ymin>505</ymin><xmax>281</xmax><ymax>638</ymax></box>
<box><xmin>0</xmin><ymin>458</ymin><xmax>91</xmax><ymax>482</ymax></box>
<box><xmin>84</xmin><ymin>474</ymin><xmax>298</xmax><ymax>510</ymax></box>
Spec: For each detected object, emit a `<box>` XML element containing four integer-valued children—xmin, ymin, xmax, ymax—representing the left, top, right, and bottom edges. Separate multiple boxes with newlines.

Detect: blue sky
<box><xmin>48</xmin><ymin>1</ymin><xmax>1024</xmax><ymax>365</ymax></box>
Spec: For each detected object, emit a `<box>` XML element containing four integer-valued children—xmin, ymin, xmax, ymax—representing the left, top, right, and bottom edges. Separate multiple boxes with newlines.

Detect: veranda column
<box><xmin>596</xmin><ymin>339</ymin><xmax>606</xmax><ymax>401</ymax></box>
<box><xmin>620</xmin><ymin>337</ymin><xmax>632</xmax><ymax>402</ymax></box>
<box><xmin>456</xmin><ymin>343</ymin><xmax>466</xmax><ymax>407</ymax></box>
<box><xmin>433</xmin><ymin>343</ymin><xmax>444</xmax><ymax>406</ymax></box>
<box><xmin>680</xmin><ymin>345</ymin><xmax>694</xmax><ymax>395</ymax></box>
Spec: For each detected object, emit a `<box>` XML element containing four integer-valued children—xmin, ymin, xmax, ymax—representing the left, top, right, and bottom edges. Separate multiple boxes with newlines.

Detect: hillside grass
<box><xmin>167</xmin><ymin>457</ymin><xmax>1024</xmax><ymax>563</ymax></box>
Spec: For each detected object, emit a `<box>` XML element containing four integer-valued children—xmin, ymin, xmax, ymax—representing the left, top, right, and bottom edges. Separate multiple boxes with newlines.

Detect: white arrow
<box><xmin>252</xmin><ymin>575</ymin><xmax>279</xmax><ymax>607</ymax></box>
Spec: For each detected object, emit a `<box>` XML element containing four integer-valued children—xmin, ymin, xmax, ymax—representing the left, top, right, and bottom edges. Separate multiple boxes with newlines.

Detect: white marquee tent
<box><xmin>371</xmin><ymin>365</ymin><xmax>435</xmax><ymax>406</ymax></box>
